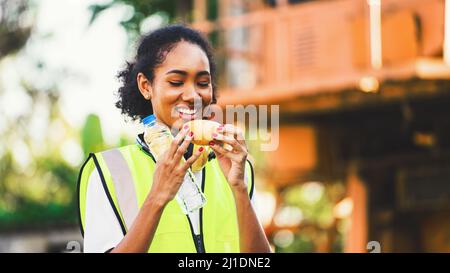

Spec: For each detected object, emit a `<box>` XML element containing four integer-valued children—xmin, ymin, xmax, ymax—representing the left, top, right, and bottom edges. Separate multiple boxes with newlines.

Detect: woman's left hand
<box><xmin>208</xmin><ymin>124</ymin><xmax>248</xmax><ymax>191</ymax></box>
<box><xmin>209</xmin><ymin>124</ymin><xmax>272</xmax><ymax>253</ymax></box>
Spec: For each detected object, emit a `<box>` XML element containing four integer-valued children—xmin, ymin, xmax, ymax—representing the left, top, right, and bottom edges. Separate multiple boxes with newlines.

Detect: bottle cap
<box><xmin>142</xmin><ymin>114</ymin><xmax>156</xmax><ymax>126</ymax></box>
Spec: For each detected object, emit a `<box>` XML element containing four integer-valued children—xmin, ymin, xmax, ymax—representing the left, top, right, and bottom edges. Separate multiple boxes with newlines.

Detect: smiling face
<box><xmin>137</xmin><ymin>40</ymin><xmax>213</xmax><ymax>130</ymax></box>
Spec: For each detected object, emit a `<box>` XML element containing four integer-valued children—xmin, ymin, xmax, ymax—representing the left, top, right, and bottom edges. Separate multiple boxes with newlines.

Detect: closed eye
<box><xmin>169</xmin><ymin>81</ymin><xmax>183</xmax><ymax>87</ymax></box>
<box><xmin>197</xmin><ymin>82</ymin><xmax>210</xmax><ymax>87</ymax></box>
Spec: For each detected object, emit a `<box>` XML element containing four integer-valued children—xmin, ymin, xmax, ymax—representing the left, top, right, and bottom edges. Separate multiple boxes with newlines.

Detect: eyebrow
<box><xmin>166</xmin><ymin>69</ymin><xmax>210</xmax><ymax>77</ymax></box>
<box><xmin>197</xmin><ymin>71</ymin><xmax>211</xmax><ymax>77</ymax></box>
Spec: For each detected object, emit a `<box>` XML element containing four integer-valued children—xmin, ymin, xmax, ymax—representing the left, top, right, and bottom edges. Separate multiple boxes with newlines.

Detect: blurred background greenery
<box><xmin>0</xmin><ymin>0</ymin><xmax>205</xmax><ymax>233</ymax></box>
<box><xmin>0</xmin><ymin>0</ymin><xmax>142</xmax><ymax>243</ymax></box>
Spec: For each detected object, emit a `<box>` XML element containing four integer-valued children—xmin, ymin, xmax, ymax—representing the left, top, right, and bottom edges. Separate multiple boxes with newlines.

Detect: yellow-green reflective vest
<box><xmin>77</xmin><ymin>144</ymin><xmax>254</xmax><ymax>253</ymax></box>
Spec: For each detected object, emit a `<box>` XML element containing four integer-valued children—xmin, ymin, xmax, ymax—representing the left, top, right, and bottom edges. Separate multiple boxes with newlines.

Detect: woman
<box><xmin>77</xmin><ymin>24</ymin><xmax>271</xmax><ymax>253</ymax></box>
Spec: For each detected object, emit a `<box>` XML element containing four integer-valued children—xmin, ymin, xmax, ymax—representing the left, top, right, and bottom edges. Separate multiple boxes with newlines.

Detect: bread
<box><xmin>186</xmin><ymin>120</ymin><xmax>221</xmax><ymax>145</ymax></box>
<box><xmin>185</xmin><ymin>120</ymin><xmax>234</xmax><ymax>152</ymax></box>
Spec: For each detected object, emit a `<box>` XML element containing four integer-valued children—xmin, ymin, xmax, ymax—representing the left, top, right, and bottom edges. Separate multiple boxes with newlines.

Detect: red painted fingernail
<box><xmin>189</xmin><ymin>132</ymin><xmax>194</xmax><ymax>137</ymax></box>
<box><xmin>209</xmin><ymin>141</ymin><xmax>215</xmax><ymax>146</ymax></box>
<box><xmin>217</xmin><ymin>126</ymin><xmax>223</xmax><ymax>131</ymax></box>
<box><xmin>198</xmin><ymin>147</ymin><xmax>204</xmax><ymax>152</ymax></box>
<box><xmin>183</xmin><ymin>124</ymin><xmax>189</xmax><ymax>130</ymax></box>
<box><xmin>212</xmin><ymin>133</ymin><xmax>218</xmax><ymax>137</ymax></box>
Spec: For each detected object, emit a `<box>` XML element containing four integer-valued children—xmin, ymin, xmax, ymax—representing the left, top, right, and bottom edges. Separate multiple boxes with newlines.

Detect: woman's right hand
<box><xmin>147</xmin><ymin>127</ymin><xmax>204</xmax><ymax>208</ymax></box>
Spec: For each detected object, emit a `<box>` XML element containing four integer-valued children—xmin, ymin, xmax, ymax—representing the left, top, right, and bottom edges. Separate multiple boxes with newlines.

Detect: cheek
<box><xmin>151</xmin><ymin>85</ymin><xmax>179</xmax><ymax>116</ymax></box>
<box><xmin>161</xmin><ymin>90</ymin><xmax>180</xmax><ymax>103</ymax></box>
<box><xmin>159</xmin><ymin>92</ymin><xmax>180</xmax><ymax>119</ymax></box>
<box><xmin>154</xmin><ymin>84</ymin><xmax>180</xmax><ymax>104</ymax></box>
<box><xmin>200</xmin><ymin>88</ymin><xmax>213</xmax><ymax>104</ymax></box>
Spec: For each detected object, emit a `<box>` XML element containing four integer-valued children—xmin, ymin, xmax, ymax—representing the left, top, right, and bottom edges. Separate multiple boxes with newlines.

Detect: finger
<box><xmin>172</xmin><ymin>131</ymin><xmax>194</xmax><ymax>164</ymax></box>
<box><xmin>167</xmin><ymin>124</ymin><xmax>190</xmax><ymax>157</ymax></box>
<box><xmin>212</xmin><ymin>132</ymin><xmax>242</xmax><ymax>152</ymax></box>
<box><xmin>210</xmin><ymin>140</ymin><xmax>248</xmax><ymax>164</ymax></box>
<box><xmin>217</xmin><ymin>124</ymin><xmax>246</xmax><ymax>146</ymax></box>
<box><xmin>180</xmin><ymin>146</ymin><xmax>205</xmax><ymax>171</ymax></box>
<box><xmin>208</xmin><ymin>140</ymin><xmax>231</xmax><ymax>156</ymax></box>
<box><xmin>217</xmin><ymin>124</ymin><xmax>242</xmax><ymax>138</ymax></box>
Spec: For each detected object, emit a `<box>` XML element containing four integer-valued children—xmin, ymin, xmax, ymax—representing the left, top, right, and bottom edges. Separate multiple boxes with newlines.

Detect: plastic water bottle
<box><xmin>142</xmin><ymin>114</ymin><xmax>206</xmax><ymax>214</ymax></box>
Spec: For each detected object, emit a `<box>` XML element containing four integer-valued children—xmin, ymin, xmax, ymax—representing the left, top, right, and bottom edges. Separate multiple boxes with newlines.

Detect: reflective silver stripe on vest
<box><xmin>101</xmin><ymin>149</ymin><xmax>138</xmax><ymax>230</ymax></box>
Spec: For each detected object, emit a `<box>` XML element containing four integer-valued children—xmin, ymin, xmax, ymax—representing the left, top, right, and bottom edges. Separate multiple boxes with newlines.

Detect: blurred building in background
<box><xmin>191</xmin><ymin>0</ymin><xmax>450</xmax><ymax>252</ymax></box>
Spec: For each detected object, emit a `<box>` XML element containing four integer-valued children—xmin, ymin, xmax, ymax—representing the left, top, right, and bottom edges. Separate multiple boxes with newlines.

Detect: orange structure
<box><xmin>191</xmin><ymin>0</ymin><xmax>450</xmax><ymax>252</ymax></box>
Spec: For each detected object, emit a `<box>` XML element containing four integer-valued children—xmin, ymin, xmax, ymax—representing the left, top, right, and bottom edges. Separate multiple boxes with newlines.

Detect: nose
<box><xmin>181</xmin><ymin>83</ymin><xmax>201</xmax><ymax>104</ymax></box>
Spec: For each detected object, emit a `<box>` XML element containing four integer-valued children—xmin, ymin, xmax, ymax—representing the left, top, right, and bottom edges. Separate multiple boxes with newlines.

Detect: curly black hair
<box><xmin>116</xmin><ymin>24</ymin><xmax>217</xmax><ymax>121</ymax></box>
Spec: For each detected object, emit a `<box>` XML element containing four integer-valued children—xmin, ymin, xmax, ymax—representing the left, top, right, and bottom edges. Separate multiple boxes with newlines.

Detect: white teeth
<box><xmin>178</xmin><ymin>108</ymin><xmax>197</xmax><ymax>115</ymax></box>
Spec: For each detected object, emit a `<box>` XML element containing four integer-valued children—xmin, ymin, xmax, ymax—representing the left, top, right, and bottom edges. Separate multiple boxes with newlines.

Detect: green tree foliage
<box><xmin>0</xmin><ymin>0</ymin><xmax>113</xmax><ymax>230</ymax></box>
<box><xmin>0</xmin><ymin>61</ymin><xmax>82</xmax><ymax>228</ymax></box>
<box><xmin>88</xmin><ymin>0</ymin><xmax>220</xmax><ymax>39</ymax></box>
<box><xmin>88</xmin><ymin>0</ymin><xmax>183</xmax><ymax>41</ymax></box>
<box><xmin>0</xmin><ymin>0</ymin><xmax>32</xmax><ymax>58</ymax></box>
<box><xmin>81</xmin><ymin>114</ymin><xmax>105</xmax><ymax>156</ymax></box>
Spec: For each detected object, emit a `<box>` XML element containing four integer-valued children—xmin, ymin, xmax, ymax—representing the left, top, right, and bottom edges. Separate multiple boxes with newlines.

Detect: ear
<box><xmin>137</xmin><ymin>72</ymin><xmax>153</xmax><ymax>100</ymax></box>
